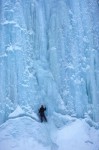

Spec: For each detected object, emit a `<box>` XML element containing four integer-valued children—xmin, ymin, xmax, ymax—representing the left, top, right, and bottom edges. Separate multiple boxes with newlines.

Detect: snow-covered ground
<box><xmin>0</xmin><ymin>107</ymin><xmax>99</xmax><ymax>150</ymax></box>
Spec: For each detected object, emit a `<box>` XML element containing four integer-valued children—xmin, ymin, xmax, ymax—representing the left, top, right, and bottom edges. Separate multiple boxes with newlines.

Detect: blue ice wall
<box><xmin>0</xmin><ymin>0</ymin><xmax>99</xmax><ymax>123</ymax></box>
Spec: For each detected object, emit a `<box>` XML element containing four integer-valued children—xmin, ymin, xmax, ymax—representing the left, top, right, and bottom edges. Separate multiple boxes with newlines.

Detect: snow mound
<box><xmin>8</xmin><ymin>106</ymin><xmax>39</xmax><ymax>121</ymax></box>
<box><xmin>55</xmin><ymin>119</ymin><xmax>99</xmax><ymax>150</ymax></box>
<box><xmin>8</xmin><ymin>106</ymin><xmax>25</xmax><ymax>118</ymax></box>
<box><xmin>0</xmin><ymin>116</ymin><xmax>99</xmax><ymax>150</ymax></box>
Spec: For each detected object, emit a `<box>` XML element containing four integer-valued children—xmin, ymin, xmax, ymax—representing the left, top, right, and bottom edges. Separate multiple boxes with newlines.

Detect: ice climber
<box><xmin>39</xmin><ymin>105</ymin><xmax>47</xmax><ymax>122</ymax></box>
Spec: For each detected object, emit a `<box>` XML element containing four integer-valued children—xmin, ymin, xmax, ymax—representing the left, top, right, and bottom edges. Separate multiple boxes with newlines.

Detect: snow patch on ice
<box><xmin>6</xmin><ymin>45</ymin><xmax>21</xmax><ymax>52</ymax></box>
<box><xmin>0</xmin><ymin>53</ymin><xmax>7</xmax><ymax>58</ymax></box>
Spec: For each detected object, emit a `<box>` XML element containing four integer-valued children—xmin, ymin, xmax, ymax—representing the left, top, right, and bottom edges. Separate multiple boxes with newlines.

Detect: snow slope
<box><xmin>0</xmin><ymin>115</ymin><xmax>99</xmax><ymax>150</ymax></box>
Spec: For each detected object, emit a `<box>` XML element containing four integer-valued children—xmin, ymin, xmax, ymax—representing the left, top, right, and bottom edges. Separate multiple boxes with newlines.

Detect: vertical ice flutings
<box><xmin>0</xmin><ymin>0</ymin><xmax>99</xmax><ymax>123</ymax></box>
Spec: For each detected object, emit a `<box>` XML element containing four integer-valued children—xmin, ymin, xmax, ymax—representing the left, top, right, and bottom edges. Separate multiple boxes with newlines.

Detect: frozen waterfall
<box><xmin>0</xmin><ymin>0</ymin><xmax>99</xmax><ymax>124</ymax></box>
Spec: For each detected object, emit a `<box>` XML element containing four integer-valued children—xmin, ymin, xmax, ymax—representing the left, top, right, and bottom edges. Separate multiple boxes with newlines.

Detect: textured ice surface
<box><xmin>0</xmin><ymin>0</ymin><xmax>99</xmax><ymax>124</ymax></box>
